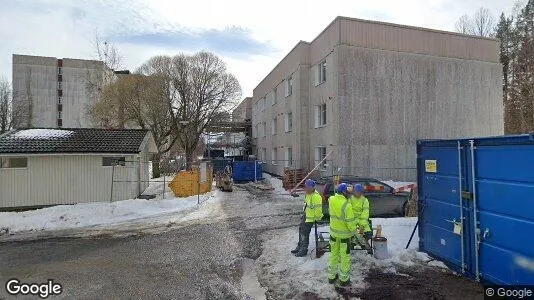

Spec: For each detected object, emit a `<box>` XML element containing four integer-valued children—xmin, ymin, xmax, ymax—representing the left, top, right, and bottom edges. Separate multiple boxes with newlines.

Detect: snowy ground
<box><xmin>0</xmin><ymin>176</ymin><xmax>218</xmax><ymax>238</ymax></box>
<box><xmin>257</xmin><ymin>217</ymin><xmax>447</xmax><ymax>298</ymax></box>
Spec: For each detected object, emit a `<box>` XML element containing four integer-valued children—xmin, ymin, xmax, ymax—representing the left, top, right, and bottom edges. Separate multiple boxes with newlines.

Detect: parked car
<box><xmin>315</xmin><ymin>176</ymin><xmax>409</xmax><ymax>218</ymax></box>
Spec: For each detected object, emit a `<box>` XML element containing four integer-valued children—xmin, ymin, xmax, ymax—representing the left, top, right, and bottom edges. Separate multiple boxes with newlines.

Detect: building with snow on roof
<box><xmin>0</xmin><ymin>128</ymin><xmax>157</xmax><ymax>209</ymax></box>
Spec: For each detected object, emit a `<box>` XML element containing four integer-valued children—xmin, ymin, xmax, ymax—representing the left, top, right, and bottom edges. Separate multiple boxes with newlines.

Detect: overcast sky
<box><xmin>0</xmin><ymin>0</ymin><xmax>515</xmax><ymax>98</ymax></box>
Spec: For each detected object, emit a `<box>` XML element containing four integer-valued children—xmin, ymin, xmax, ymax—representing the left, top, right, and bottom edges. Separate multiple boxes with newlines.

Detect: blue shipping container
<box><xmin>417</xmin><ymin>135</ymin><xmax>534</xmax><ymax>285</ymax></box>
<box><xmin>232</xmin><ymin>161</ymin><xmax>263</xmax><ymax>182</ymax></box>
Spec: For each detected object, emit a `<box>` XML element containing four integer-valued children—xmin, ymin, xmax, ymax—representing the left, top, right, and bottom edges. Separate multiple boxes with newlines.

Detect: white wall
<box><xmin>0</xmin><ymin>153</ymin><xmax>147</xmax><ymax>208</ymax></box>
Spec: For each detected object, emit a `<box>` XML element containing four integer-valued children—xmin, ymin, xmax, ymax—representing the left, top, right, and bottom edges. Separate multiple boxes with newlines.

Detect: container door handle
<box><xmin>483</xmin><ymin>228</ymin><xmax>490</xmax><ymax>239</ymax></box>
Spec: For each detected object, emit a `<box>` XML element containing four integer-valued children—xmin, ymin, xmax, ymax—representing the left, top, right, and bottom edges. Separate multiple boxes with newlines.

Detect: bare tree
<box><xmin>85</xmin><ymin>33</ymin><xmax>122</xmax><ymax>117</ymax></box>
<box><xmin>455</xmin><ymin>14</ymin><xmax>474</xmax><ymax>34</ymax></box>
<box><xmin>455</xmin><ymin>7</ymin><xmax>496</xmax><ymax>37</ymax></box>
<box><xmin>473</xmin><ymin>7</ymin><xmax>497</xmax><ymax>37</ymax></box>
<box><xmin>169</xmin><ymin>52</ymin><xmax>242</xmax><ymax>169</ymax></box>
<box><xmin>0</xmin><ymin>77</ymin><xmax>13</xmax><ymax>133</ymax></box>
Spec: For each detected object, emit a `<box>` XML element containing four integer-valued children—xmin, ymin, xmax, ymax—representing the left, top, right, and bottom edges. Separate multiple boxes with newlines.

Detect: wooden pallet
<box><xmin>282</xmin><ymin>168</ymin><xmax>307</xmax><ymax>190</ymax></box>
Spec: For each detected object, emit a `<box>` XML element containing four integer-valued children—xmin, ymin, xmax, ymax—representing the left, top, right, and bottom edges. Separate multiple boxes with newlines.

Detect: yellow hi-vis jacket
<box><xmin>349</xmin><ymin>195</ymin><xmax>371</xmax><ymax>232</ymax></box>
<box><xmin>328</xmin><ymin>193</ymin><xmax>357</xmax><ymax>238</ymax></box>
<box><xmin>304</xmin><ymin>190</ymin><xmax>323</xmax><ymax>223</ymax></box>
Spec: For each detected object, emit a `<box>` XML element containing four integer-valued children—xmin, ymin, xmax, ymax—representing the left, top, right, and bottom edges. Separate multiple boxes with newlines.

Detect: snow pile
<box><xmin>0</xmin><ymin>193</ymin><xmax>215</xmax><ymax>235</ymax></box>
<box><xmin>257</xmin><ymin>217</ymin><xmax>446</xmax><ymax>298</ymax></box>
<box><xmin>263</xmin><ymin>173</ymin><xmax>286</xmax><ymax>193</ymax></box>
<box><xmin>11</xmin><ymin>129</ymin><xmax>74</xmax><ymax>139</ymax></box>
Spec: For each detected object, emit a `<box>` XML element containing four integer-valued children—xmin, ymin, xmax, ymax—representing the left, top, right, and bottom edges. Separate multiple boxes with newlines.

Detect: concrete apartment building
<box><xmin>252</xmin><ymin>17</ymin><xmax>503</xmax><ymax>181</ymax></box>
<box><xmin>232</xmin><ymin>97</ymin><xmax>252</xmax><ymax>122</ymax></box>
<box><xmin>12</xmin><ymin>54</ymin><xmax>108</xmax><ymax>128</ymax></box>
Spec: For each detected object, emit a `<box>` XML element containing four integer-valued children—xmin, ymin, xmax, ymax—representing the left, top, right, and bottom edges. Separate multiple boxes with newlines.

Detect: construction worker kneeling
<box><xmin>328</xmin><ymin>183</ymin><xmax>357</xmax><ymax>286</ymax></box>
<box><xmin>349</xmin><ymin>184</ymin><xmax>373</xmax><ymax>254</ymax></box>
<box><xmin>291</xmin><ymin>179</ymin><xmax>323</xmax><ymax>257</ymax></box>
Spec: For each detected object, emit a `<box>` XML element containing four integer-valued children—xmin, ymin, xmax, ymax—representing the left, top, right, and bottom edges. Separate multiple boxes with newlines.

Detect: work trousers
<box><xmin>297</xmin><ymin>216</ymin><xmax>314</xmax><ymax>251</ymax></box>
<box><xmin>328</xmin><ymin>236</ymin><xmax>352</xmax><ymax>283</ymax></box>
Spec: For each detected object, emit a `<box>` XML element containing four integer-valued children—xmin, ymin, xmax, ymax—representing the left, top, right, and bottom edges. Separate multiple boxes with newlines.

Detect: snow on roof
<box><xmin>11</xmin><ymin>129</ymin><xmax>74</xmax><ymax>139</ymax></box>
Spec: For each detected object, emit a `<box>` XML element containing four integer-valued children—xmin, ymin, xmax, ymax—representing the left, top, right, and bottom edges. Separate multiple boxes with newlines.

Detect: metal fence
<box><xmin>107</xmin><ymin>158</ymin><xmax>213</xmax><ymax>204</ymax></box>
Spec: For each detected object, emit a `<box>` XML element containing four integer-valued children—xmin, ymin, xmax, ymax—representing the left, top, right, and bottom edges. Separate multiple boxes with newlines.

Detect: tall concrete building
<box><xmin>12</xmin><ymin>54</ymin><xmax>108</xmax><ymax>128</ymax></box>
<box><xmin>252</xmin><ymin>17</ymin><xmax>503</xmax><ymax>181</ymax></box>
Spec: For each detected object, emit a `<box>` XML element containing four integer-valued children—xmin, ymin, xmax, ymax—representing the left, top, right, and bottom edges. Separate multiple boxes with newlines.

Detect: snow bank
<box><xmin>0</xmin><ymin>193</ymin><xmax>215</xmax><ymax>235</ymax></box>
<box><xmin>258</xmin><ymin>217</ymin><xmax>446</xmax><ymax>298</ymax></box>
<box><xmin>11</xmin><ymin>129</ymin><xmax>74</xmax><ymax>139</ymax></box>
<box><xmin>0</xmin><ymin>176</ymin><xmax>217</xmax><ymax>236</ymax></box>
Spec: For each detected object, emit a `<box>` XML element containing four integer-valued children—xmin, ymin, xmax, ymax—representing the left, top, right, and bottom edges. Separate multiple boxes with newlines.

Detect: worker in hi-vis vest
<box><xmin>291</xmin><ymin>179</ymin><xmax>323</xmax><ymax>257</ymax></box>
<box><xmin>328</xmin><ymin>183</ymin><xmax>357</xmax><ymax>286</ymax></box>
<box><xmin>349</xmin><ymin>183</ymin><xmax>373</xmax><ymax>253</ymax></box>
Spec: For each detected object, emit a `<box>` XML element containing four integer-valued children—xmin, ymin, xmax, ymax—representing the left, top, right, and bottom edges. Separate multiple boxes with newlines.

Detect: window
<box><xmin>273</xmin><ymin>87</ymin><xmax>278</xmax><ymax>105</ymax></box>
<box><xmin>253</xmin><ymin>124</ymin><xmax>258</xmax><ymax>139</ymax></box>
<box><xmin>0</xmin><ymin>157</ymin><xmax>28</xmax><ymax>168</ymax></box>
<box><xmin>285</xmin><ymin>148</ymin><xmax>293</xmax><ymax>167</ymax></box>
<box><xmin>261</xmin><ymin>122</ymin><xmax>266</xmax><ymax>138</ymax></box>
<box><xmin>315</xmin><ymin>104</ymin><xmax>327</xmax><ymax>127</ymax></box>
<box><xmin>284</xmin><ymin>112</ymin><xmax>293</xmax><ymax>132</ymax></box>
<box><xmin>261</xmin><ymin>97</ymin><xmax>266</xmax><ymax>111</ymax></box>
<box><xmin>315</xmin><ymin>147</ymin><xmax>327</xmax><ymax>169</ymax></box>
<box><xmin>102</xmin><ymin>157</ymin><xmax>126</xmax><ymax>166</ymax></box>
<box><xmin>57</xmin><ymin>111</ymin><xmax>62</xmax><ymax>119</ymax></box>
<box><xmin>58</xmin><ymin>82</ymin><xmax>62</xmax><ymax>90</ymax></box>
<box><xmin>317</xmin><ymin>60</ymin><xmax>326</xmax><ymax>85</ymax></box>
<box><xmin>271</xmin><ymin>117</ymin><xmax>277</xmax><ymax>135</ymax></box>
<box><xmin>58</xmin><ymin>96</ymin><xmax>62</xmax><ymax>104</ymax></box>
<box><xmin>261</xmin><ymin>148</ymin><xmax>266</xmax><ymax>161</ymax></box>
<box><xmin>285</xmin><ymin>76</ymin><xmax>293</xmax><ymax>97</ymax></box>
<box><xmin>57</xmin><ymin>119</ymin><xmax>62</xmax><ymax>128</ymax></box>
<box><xmin>272</xmin><ymin>148</ymin><xmax>277</xmax><ymax>165</ymax></box>
<box><xmin>58</xmin><ymin>67</ymin><xmax>62</xmax><ymax>75</ymax></box>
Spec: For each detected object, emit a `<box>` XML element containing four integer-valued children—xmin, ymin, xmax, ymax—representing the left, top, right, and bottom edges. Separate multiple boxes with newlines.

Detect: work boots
<box><xmin>294</xmin><ymin>249</ymin><xmax>307</xmax><ymax>257</ymax></box>
<box><xmin>290</xmin><ymin>247</ymin><xmax>299</xmax><ymax>254</ymax></box>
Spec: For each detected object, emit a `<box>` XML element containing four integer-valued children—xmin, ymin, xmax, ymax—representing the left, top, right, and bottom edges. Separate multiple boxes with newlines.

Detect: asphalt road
<box><xmin>0</xmin><ymin>185</ymin><xmax>484</xmax><ymax>300</ymax></box>
<box><xmin>0</xmin><ymin>187</ymin><xmax>302</xmax><ymax>300</ymax></box>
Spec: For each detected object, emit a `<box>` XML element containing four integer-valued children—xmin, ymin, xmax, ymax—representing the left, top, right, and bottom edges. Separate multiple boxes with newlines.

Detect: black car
<box><xmin>315</xmin><ymin>176</ymin><xmax>409</xmax><ymax>218</ymax></box>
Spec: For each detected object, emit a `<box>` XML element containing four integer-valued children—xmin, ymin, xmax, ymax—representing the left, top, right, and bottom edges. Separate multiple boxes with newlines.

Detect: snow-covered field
<box><xmin>258</xmin><ymin>217</ymin><xmax>446</xmax><ymax>298</ymax></box>
<box><xmin>0</xmin><ymin>176</ymin><xmax>218</xmax><ymax>237</ymax></box>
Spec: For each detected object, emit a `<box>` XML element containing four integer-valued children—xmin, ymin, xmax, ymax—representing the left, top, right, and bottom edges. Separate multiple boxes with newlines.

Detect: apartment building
<box><xmin>12</xmin><ymin>54</ymin><xmax>109</xmax><ymax>128</ymax></box>
<box><xmin>252</xmin><ymin>16</ymin><xmax>503</xmax><ymax>181</ymax></box>
<box><xmin>232</xmin><ymin>97</ymin><xmax>252</xmax><ymax>122</ymax></box>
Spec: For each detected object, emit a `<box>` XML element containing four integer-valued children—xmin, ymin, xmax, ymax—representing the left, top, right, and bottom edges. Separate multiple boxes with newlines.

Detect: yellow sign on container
<box><xmin>425</xmin><ymin>160</ymin><xmax>437</xmax><ymax>173</ymax></box>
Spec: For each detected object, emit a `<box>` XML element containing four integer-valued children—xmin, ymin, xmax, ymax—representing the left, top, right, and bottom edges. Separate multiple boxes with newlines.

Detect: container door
<box><xmin>418</xmin><ymin>141</ymin><xmax>470</xmax><ymax>275</ymax></box>
<box><xmin>469</xmin><ymin>140</ymin><xmax>534</xmax><ymax>284</ymax></box>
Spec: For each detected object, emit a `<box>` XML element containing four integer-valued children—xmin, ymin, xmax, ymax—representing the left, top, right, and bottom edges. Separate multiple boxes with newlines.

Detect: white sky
<box><xmin>0</xmin><ymin>0</ymin><xmax>515</xmax><ymax>99</ymax></box>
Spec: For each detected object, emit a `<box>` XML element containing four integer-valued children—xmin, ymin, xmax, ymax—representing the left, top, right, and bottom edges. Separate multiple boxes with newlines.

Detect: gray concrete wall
<box><xmin>12</xmin><ymin>55</ymin><xmax>57</xmax><ymax>127</ymax></box>
<box><xmin>12</xmin><ymin>54</ymin><xmax>104</xmax><ymax>129</ymax></box>
<box><xmin>336</xmin><ymin>45</ymin><xmax>503</xmax><ymax>181</ymax></box>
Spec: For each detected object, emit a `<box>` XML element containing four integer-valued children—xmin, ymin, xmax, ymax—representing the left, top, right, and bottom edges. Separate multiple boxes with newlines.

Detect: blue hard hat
<box><xmin>305</xmin><ymin>179</ymin><xmax>315</xmax><ymax>188</ymax></box>
<box><xmin>354</xmin><ymin>184</ymin><xmax>364</xmax><ymax>193</ymax></box>
<box><xmin>336</xmin><ymin>183</ymin><xmax>348</xmax><ymax>193</ymax></box>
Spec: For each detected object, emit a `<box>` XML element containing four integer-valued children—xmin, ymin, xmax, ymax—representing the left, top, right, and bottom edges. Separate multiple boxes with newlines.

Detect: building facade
<box><xmin>232</xmin><ymin>97</ymin><xmax>252</xmax><ymax>122</ymax></box>
<box><xmin>12</xmin><ymin>54</ymin><xmax>109</xmax><ymax>128</ymax></box>
<box><xmin>252</xmin><ymin>17</ymin><xmax>503</xmax><ymax>181</ymax></box>
<box><xmin>0</xmin><ymin>128</ymin><xmax>157</xmax><ymax>208</ymax></box>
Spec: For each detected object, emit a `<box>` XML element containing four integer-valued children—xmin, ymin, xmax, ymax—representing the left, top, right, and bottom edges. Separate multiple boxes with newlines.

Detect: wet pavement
<box><xmin>0</xmin><ymin>187</ymin><xmax>301</xmax><ymax>299</ymax></box>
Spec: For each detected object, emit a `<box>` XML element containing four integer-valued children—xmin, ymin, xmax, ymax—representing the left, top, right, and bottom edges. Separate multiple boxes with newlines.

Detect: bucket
<box><xmin>372</xmin><ymin>236</ymin><xmax>389</xmax><ymax>259</ymax></box>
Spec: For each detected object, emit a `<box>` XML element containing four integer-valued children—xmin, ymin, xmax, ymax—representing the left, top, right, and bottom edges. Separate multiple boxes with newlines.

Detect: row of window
<box><xmin>0</xmin><ymin>157</ymin><xmax>128</xmax><ymax>169</ymax></box>
<box><xmin>253</xmin><ymin>112</ymin><xmax>293</xmax><ymax>138</ymax></box>
<box><xmin>257</xmin><ymin>146</ymin><xmax>327</xmax><ymax>169</ymax></box>
<box><xmin>256</xmin><ymin>59</ymin><xmax>327</xmax><ymax>112</ymax></box>
<box><xmin>254</xmin><ymin>102</ymin><xmax>326</xmax><ymax>139</ymax></box>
